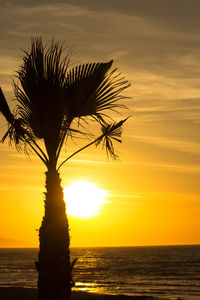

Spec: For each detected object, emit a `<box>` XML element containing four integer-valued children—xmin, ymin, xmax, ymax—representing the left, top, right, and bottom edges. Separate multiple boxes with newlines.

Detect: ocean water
<box><xmin>0</xmin><ymin>246</ymin><xmax>200</xmax><ymax>299</ymax></box>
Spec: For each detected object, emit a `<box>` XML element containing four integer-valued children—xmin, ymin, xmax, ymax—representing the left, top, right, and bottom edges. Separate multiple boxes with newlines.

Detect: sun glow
<box><xmin>64</xmin><ymin>181</ymin><xmax>108</xmax><ymax>218</ymax></box>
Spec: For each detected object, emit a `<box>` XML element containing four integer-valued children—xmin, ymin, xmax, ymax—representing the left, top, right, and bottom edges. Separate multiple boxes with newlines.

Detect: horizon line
<box><xmin>1</xmin><ymin>243</ymin><xmax>200</xmax><ymax>249</ymax></box>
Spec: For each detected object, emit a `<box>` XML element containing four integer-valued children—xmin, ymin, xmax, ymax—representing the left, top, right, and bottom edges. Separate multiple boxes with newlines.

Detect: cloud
<box><xmin>1</xmin><ymin>0</ymin><xmax>200</xmax><ymax>88</ymax></box>
<box><xmin>0</xmin><ymin>0</ymin><xmax>200</xmax><ymax>178</ymax></box>
<box><xmin>129</xmin><ymin>134</ymin><xmax>200</xmax><ymax>156</ymax></box>
<box><xmin>124</xmin><ymin>160</ymin><xmax>200</xmax><ymax>174</ymax></box>
<box><xmin>0</xmin><ymin>236</ymin><xmax>21</xmax><ymax>246</ymax></box>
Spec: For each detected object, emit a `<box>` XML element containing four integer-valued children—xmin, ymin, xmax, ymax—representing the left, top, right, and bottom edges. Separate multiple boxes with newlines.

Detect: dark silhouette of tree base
<box><xmin>0</xmin><ymin>38</ymin><xmax>130</xmax><ymax>300</ymax></box>
<box><xmin>36</xmin><ymin>169</ymin><xmax>72</xmax><ymax>300</ymax></box>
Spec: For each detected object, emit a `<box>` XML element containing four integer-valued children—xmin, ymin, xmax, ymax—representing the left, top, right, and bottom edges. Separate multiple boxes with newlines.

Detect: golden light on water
<box><xmin>64</xmin><ymin>181</ymin><xmax>108</xmax><ymax>218</ymax></box>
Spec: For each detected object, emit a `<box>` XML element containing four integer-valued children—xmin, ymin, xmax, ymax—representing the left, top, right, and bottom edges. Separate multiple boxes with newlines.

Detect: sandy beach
<box><xmin>0</xmin><ymin>287</ymin><xmax>171</xmax><ymax>300</ymax></box>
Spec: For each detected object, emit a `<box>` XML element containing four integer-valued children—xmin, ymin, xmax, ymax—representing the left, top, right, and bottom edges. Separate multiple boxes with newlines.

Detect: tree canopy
<box><xmin>0</xmin><ymin>38</ymin><xmax>130</xmax><ymax>169</ymax></box>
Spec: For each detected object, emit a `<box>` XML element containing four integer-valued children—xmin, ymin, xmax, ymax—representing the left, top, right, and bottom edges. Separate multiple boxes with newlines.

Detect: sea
<box><xmin>0</xmin><ymin>246</ymin><xmax>200</xmax><ymax>299</ymax></box>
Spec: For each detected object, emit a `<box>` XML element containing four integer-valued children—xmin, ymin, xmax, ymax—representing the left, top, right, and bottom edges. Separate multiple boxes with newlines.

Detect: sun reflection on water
<box><xmin>73</xmin><ymin>282</ymin><xmax>105</xmax><ymax>294</ymax></box>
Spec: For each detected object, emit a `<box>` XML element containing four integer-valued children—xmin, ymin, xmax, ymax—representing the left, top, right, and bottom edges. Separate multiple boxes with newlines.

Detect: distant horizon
<box><xmin>1</xmin><ymin>243</ymin><xmax>200</xmax><ymax>249</ymax></box>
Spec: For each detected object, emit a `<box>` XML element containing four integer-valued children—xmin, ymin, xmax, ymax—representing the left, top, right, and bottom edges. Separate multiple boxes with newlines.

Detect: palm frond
<box><xmin>15</xmin><ymin>38</ymin><xmax>71</xmax><ymax>148</ymax></box>
<box><xmin>63</xmin><ymin>61</ymin><xmax>130</xmax><ymax>125</ymax></box>
<box><xmin>0</xmin><ymin>88</ymin><xmax>14</xmax><ymax>123</ymax></box>
<box><xmin>96</xmin><ymin>118</ymin><xmax>129</xmax><ymax>160</ymax></box>
<box><xmin>1</xmin><ymin>118</ymin><xmax>26</xmax><ymax>148</ymax></box>
<box><xmin>95</xmin><ymin>70</ymin><xmax>130</xmax><ymax>113</ymax></box>
<box><xmin>63</xmin><ymin>61</ymin><xmax>113</xmax><ymax>118</ymax></box>
<box><xmin>1</xmin><ymin>38</ymin><xmax>131</xmax><ymax>167</ymax></box>
<box><xmin>66</xmin><ymin>127</ymin><xmax>92</xmax><ymax>143</ymax></box>
<box><xmin>55</xmin><ymin>60</ymin><xmax>115</xmax><ymax>157</ymax></box>
<box><xmin>0</xmin><ymin>87</ymin><xmax>28</xmax><ymax>147</ymax></box>
<box><xmin>57</xmin><ymin>117</ymin><xmax>129</xmax><ymax>170</ymax></box>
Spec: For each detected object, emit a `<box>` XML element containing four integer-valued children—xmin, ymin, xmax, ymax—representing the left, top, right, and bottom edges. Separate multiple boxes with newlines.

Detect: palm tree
<box><xmin>0</xmin><ymin>38</ymin><xmax>130</xmax><ymax>300</ymax></box>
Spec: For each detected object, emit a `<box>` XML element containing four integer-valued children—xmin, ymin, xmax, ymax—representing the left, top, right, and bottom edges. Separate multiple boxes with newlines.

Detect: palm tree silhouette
<box><xmin>0</xmin><ymin>38</ymin><xmax>130</xmax><ymax>300</ymax></box>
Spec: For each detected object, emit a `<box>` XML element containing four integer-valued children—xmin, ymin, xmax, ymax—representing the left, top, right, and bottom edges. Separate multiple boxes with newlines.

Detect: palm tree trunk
<box><xmin>36</xmin><ymin>168</ymin><xmax>72</xmax><ymax>300</ymax></box>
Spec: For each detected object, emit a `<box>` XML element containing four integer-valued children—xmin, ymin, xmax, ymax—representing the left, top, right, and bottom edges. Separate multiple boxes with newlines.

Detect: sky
<box><xmin>0</xmin><ymin>0</ymin><xmax>200</xmax><ymax>247</ymax></box>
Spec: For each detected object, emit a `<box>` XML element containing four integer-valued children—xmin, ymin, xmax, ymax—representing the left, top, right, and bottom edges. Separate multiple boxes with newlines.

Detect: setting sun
<box><xmin>64</xmin><ymin>181</ymin><xmax>108</xmax><ymax>218</ymax></box>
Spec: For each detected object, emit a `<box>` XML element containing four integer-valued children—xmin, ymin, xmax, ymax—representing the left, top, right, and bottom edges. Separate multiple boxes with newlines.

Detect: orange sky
<box><xmin>0</xmin><ymin>0</ymin><xmax>200</xmax><ymax>247</ymax></box>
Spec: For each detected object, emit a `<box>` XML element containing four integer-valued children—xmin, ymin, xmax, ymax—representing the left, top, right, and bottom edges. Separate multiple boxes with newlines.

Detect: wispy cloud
<box><xmin>129</xmin><ymin>134</ymin><xmax>200</xmax><ymax>156</ymax></box>
<box><xmin>0</xmin><ymin>236</ymin><xmax>22</xmax><ymax>246</ymax></box>
<box><xmin>124</xmin><ymin>160</ymin><xmax>200</xmax><ymax>174</ymax></box>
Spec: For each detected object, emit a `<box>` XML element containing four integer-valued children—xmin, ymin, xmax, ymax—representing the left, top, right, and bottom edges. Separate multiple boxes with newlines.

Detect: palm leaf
<box><xmin>0</xmin><ymin>87</ymin><xmax>28</xmax><ymax>148</ymax></box>
<box><xmin>0</xmin><ymin>88</ymin><xmax>14</xmax><ymax>123</ymax></box>
<box><xmin>96</xmin><ymin>118</ymin><xmax>129</xmax><ymax>160</ymax></box>
<box><xmin>63</xmin><ymin>61</ymin><xmax>113</xmax><ymax>118</ymax></box>
<box><xmin>15</xmin><ymin>39</ymin><xmax>70</xmax><ymax>142</ymax></box>
<box><xmin>1</xmin><ymin>118</ymin><xmax>26</xmax><ymax>148</ymax></box>
<box><xmin>1</xmin><ymin>38</ymin><xmax>130</xmax><ymax>166</ymax></box>
<box><xmin>14</xmin><ymin>38</ymin><xmax>72</xmax><ymax>160</ymax></box>
<box><xmin>63</xmin><ymin>61</ymin><xmax>130</xmax><ymax>123</ymax></box>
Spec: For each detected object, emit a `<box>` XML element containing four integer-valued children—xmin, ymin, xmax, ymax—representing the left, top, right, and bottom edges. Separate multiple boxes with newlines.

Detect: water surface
<box><xmin>0</xmin><ymin>245</ymin><xmax>200</xmax><ymax>299</ymax></box>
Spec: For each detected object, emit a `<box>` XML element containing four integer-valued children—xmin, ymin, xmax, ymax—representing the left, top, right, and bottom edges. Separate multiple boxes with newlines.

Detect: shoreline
<box><xmin>0</xmin><ymin>287</ymin><xmax>172</xmax><ymax>300</ymax></box>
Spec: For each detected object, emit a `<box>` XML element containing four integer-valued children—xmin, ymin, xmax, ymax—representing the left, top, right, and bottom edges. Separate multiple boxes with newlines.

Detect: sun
<box><xmin>63</xmin><ymin>181</ymin><xmax>108</xmax><ymax>218</ymax></box>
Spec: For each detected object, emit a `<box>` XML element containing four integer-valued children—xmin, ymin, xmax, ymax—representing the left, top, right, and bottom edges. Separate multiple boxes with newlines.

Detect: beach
<box><xmin>0</xmin><ymin>288</ymin><xmax>170</xmax><ymax>300</ymax></box>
